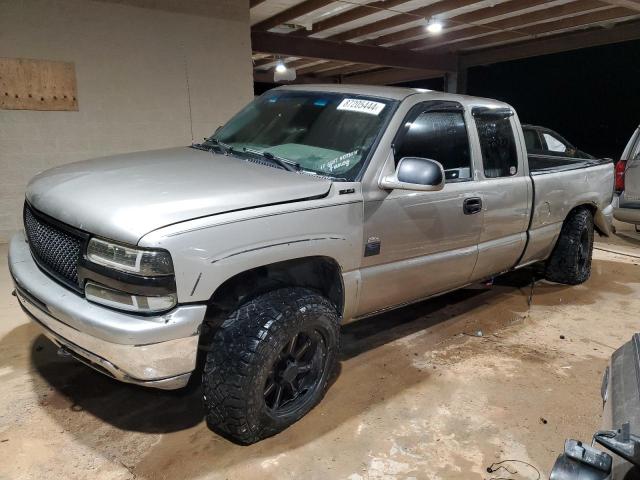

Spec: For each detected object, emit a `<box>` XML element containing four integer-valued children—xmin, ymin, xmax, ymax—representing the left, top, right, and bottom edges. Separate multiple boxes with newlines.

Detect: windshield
<box><xmin>209</xmin><ymin>91</ymin><xmax>397</xmax><ymax>181</ymax></box>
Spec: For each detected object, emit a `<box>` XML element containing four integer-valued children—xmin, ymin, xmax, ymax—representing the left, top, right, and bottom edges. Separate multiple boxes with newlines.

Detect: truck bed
<box><xmin>517</xmin><ymin>158</ymin><xmax>614</xmax><ymax>266</ymax></box>
<box><xmin>528</xmin><ymin>154</ymin><xmax>611</xmax><ymax>175</ymax></box>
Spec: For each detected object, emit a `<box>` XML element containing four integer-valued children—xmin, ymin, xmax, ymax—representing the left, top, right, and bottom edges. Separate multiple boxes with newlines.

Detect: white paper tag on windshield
<box><xmin>337</xmin><ymin>98</ymin><xmax>386</xmax><ymax>116</ymax></box>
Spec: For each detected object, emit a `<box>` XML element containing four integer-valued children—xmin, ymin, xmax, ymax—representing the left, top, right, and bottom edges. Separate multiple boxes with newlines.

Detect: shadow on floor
<box><xmin>30</xmin><ymin>337</ymin><xmax>204</xmax><ymax>433</ymax></box>
<box><xmin>341</xmin><ymin>265</ymin><xmax>540</xmax><ymax>360</ymax></box>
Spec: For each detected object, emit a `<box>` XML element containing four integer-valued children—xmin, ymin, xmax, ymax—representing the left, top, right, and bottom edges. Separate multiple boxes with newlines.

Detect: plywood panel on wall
<box><xmin>0</xmin><ymin>58</ymin><xmax>78</xmax><ymax>111</ymax></box>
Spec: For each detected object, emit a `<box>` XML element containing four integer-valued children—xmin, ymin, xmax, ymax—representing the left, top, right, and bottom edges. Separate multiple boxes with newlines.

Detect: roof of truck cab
<box><xmin>273</xmin><ymin>84</ymin><xmax>424</xmax><ymax>101</ymax></box>
<box><xmin>272</xmin><ymin>84</ymin><xmax>511</xmax><ymax>108</ymax></box>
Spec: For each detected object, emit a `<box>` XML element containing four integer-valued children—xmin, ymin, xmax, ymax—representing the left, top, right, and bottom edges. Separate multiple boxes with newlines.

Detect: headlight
<box><xmin>87</xmin><ymin>238</ymin><xmax>173</xmax><ymax>276</ymax></box>
<box><xmin>85</xmin><ymin>282</ymin><xmax>177</xmax><ymax>313</ymax></box>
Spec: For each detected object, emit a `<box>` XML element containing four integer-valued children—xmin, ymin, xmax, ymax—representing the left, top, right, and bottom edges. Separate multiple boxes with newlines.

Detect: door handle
<box><xmin>463</xmin><ymin>197</ymin><xmax>482</xmax><ymax>215</ymax></box>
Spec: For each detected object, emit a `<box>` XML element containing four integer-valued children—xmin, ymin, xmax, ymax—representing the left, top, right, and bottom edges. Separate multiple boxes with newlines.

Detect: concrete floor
<box><xmin>1</xmin><ymin>222</ymin><xmax>639</xmax><ymax>480</ymax></box>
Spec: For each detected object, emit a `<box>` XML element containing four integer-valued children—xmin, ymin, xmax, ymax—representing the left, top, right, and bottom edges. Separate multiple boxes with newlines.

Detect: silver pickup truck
<box><xmin>9</xmin><ymin>85</ymin><xmax>614</xmax><ymax>444</ymax></box>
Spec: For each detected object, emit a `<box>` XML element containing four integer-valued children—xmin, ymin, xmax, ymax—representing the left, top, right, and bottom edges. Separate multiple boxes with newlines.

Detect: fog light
<box><xmin>85</xmin><ymin>282</ymin><xmax>177</xmax><ymax>313</ymax></box>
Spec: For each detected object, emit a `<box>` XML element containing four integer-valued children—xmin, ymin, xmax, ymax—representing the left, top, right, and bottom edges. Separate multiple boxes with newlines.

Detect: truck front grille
<box><xmin>23</xmin><ymin>204</ymin><xmax>84</xmax><ymax>290</ymax></box>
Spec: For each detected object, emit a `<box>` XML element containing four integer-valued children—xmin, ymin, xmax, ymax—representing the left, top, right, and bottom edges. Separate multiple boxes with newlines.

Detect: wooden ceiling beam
<box><xmin>373</xmin><ymin>0</ymin><xmax>551</xmax><ymax>46</ymax></box>
<box><xmin>401</xmin><ymin>26</ymin><xmax>504</xmax><ymax>50</ymax></box>
<box><xmin>288</xmin><ymin>58</ymin><xmax>327</xmax><ymax>69</ymax></box>
<box><xmin>432</xmin><ymin>7</ymin><xmax>636</xmax><ymax>53</ymax></box>
<box><xmin>252</xmin><ymin>30</ymin><xmax>458</xmax><ymax>71</ymax></box>
<box><xmin>599</xmin><ymin>0</ymin><xmax>640</xmax><ymax>12</ymax></box>
<box><xmin>301</xmin><ymin>0</ymin><xmax>413</xmax><ymax>37</ymax></box>
<box><xmin>253</xmin><ymin>0</ymin><xmax>334</xmax><ymax>31</ymax></box>
<box><xmin>253</xmin><ymin>70</ymin><xmax>335</xmax><ymax>84</ymax></box>
<box><xmin>253</xmin><ymin>56</ymin><xmax>279</xmax><ymax>68</ymax></box>
<box><xmin>401</xmin><ymin>0</ymin><xmax>616</xmax><ymax>50</ymax></box>
<box><xmin>342</xmin><ymin>68</ymin><xmax>442</xmax><ymax>85</ymax></box>
<box><xmin>315</xmin><ymin>63</ymin><xmax>381</xmax><ymax>77</ymax></box>
<box><xmin>460</xmin><ymin>18</ymin><xmax>640</xmax><ymax>66</ymax></box>
<box><xmin>327</xmin><ymin>0</ymin><xmax>483</xmax><ymax>42</ymax></box>
<box><xmin>468</xmin><ymin>0</ymin><xmax>612</xmax><ymax>31</ymax></box>
<box><xmin>254</xmin><ymin>57</ymin><xmax>327</xmax><ymax>70</ymax></box>
<box><xmin>519</xmin><ymin>7</ymin><xmax>636</xmax><ymax>35</ymax></box>
<box><xmin>297</xmin><ymin>60</ymin><xmax>351</xmax><ymax>76</ymax></box>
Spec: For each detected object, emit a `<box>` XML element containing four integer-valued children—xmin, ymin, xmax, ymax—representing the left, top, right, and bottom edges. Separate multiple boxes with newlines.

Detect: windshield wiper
<box><xmin>195</xmin><ymin>137</ymin><xmax>234</xmax><ymax>155</ymax></box>
<box><xmin>208</xmin><ymin>138</ymin><xmax>234</xmax><ymax>154</ymax></box>
<box><xmin>243</xmin><ymin>147</ymin><xmax>300</xmax><ymax>172</ymax></box>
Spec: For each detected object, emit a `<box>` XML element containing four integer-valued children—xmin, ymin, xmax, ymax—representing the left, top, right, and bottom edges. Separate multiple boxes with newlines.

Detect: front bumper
<box><xmin>8</xmin><ymin>232</ymin><xmax>206</xmax><ymax>389</ymax></box>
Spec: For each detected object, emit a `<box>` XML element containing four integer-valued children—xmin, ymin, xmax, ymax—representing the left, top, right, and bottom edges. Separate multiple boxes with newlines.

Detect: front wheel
<box><xmin>202</xmin><ymin>288</ymin><xmax>340</xmax><ymax>444</ymax></box>
<box><xmin>544</xmin><ymin>207</ymin><xmax>594</xmax><ymax>285</ymax></box>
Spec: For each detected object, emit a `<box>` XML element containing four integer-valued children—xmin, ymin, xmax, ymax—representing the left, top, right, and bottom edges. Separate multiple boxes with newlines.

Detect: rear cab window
<box><xmin>542</xmin><ymin>132</ymin><xmax>568</xmax><ymax>153</ymax></box>
<box><xmin>523</xmin><ymin>128</ymin><xmax>543</xmax><ymax>152</ymax></box>
<box><xmin>394</xmin><ymin>101</ymin><xmax>472</xmax><ymax>182</ymax></box>
<box><xmin>472</xmin><ymin>107</ymin><xmax>518</xmax><ymax>178</ymax></box>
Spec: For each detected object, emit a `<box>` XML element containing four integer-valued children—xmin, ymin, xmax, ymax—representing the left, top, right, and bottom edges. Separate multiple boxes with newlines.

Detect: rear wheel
<box><xmin>544</xmin><ymin>207</ymin><xmax>594</xmax><ymax>285</ymax></box>
<box><xmin>202</xmin><ymin>288</ymin><xmax>340</xmax><ymax>444</ymax></box>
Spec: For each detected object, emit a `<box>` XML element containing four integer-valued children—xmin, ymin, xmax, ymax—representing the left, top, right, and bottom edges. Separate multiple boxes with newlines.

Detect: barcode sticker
<box><xmin>337</xmin><ymin>98</ymin><xmax>386</xmax><ymax>116</ymax></box>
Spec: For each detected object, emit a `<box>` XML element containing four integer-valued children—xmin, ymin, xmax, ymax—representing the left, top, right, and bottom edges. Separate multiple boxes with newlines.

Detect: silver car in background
<box><xmin>613</xmin><ymin>125</ymin><xmax>640</xmax><ymax>230</ymax></box>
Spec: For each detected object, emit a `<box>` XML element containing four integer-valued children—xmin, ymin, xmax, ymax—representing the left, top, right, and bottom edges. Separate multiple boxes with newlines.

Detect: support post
<box><xmin>444</xmin><ymin>72</ymin><xmax>457</xmax><ymax>93</ymax></box>
<box><xmin>456</xmin><ymin>67</ymin><xmax>467</xmax><ymax>95</ymax></box>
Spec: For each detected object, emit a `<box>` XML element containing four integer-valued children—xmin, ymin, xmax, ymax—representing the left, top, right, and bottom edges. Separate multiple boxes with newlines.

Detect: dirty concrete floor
<box><xmin>1</xmin><ymin>222</ymin><xmax>639</xmax><ymax>480</ymax></box>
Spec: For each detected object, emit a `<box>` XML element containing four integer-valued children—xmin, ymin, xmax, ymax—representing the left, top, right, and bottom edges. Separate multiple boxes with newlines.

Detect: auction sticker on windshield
<box><xmin>337</xmin><ymin>99</ymin><xmax>386</xmax><ymax>116</ymax></box>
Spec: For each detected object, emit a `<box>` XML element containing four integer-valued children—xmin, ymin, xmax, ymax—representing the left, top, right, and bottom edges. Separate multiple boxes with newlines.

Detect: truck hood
<box><xmin>26</xmin><ymin>147</ymin><xmax>332</xmax><ymax>244</ymax></box>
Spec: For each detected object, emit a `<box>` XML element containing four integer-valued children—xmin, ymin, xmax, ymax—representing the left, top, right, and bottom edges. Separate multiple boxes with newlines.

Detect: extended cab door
<box><xmin>468</xmin><ymin>107</ymin><xmax>531</xmax><ymax>280</ymax></box>
<box><xmin>356</xmin><ymin>101</ymin><xmax>483</xmax><ymax>317</ymax></box>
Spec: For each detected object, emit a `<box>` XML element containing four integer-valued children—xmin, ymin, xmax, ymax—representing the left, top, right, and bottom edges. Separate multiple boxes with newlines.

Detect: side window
<box><xmin>395</xmin><ymin>110</ymin><xmax>472</xmax><ymax>181</ymax></box>
<box><xmin>523</xmin><ymin>129</ymin><xmax>542</xmax><ymax>151</ymax></box>
<box><xmin>474</xmin><ymin>114</ymin><xmax>518</xmax><ymax>178</ymax></box>
<box><xmin>542</xmin><ymin>133</ymin><xmax>568</xmax><ymax>153</ymax></box>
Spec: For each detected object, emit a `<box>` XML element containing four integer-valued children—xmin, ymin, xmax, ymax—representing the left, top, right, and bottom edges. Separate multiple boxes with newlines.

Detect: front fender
<box><xmin>138</xmin><ymin>194</ymin><xmax>364</xmax><ymax>308</ymax></box>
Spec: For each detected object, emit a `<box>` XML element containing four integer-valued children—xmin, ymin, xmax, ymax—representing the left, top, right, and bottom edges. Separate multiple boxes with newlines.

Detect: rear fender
<box><xmin>594</xmin><ymin>203</ymin><xmax>613</xmax><ymax>237</ymax></box>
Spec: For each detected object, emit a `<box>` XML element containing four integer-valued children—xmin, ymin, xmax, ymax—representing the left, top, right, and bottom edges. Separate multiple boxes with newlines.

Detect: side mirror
<box><xmin>380</xmin><ymin>157</ymin><xmax>445</xmax><ymax>192</ymax></box>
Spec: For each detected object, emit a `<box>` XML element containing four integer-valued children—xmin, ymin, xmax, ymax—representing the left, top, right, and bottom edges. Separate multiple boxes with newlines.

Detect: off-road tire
<box><xmin>202</xmin><ymin>288</ymin><xmax>340</xmax><ymax>444</ymax></box>
<box><xmin>544</xmin><ymin>207</ymin><xmax>594</xmax><ymax>285</ymax></box>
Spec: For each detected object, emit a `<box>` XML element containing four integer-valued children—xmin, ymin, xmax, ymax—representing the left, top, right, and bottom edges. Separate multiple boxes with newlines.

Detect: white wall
<box><xmin>0</xmin><ymin>0</ymin><xmax>253</xmax><ymax>241</ymax></box>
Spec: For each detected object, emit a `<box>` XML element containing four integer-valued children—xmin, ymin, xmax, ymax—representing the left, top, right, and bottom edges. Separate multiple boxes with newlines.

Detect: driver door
<box><xmin>356</xmin><ymin>101</ymin><xmax>483</xmax><ymax>317</ymax></box>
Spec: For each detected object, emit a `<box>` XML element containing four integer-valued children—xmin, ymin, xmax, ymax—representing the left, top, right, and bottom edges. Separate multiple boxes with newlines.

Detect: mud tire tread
<box><xmin>202</xmin><ymin>288</ymin><xmax>339</xmax><ymax>444</ymax></box>
<box><xmin>544</xmin><ymin>207</ymin><xmax>594</xmax><ymax>285</ymax></box>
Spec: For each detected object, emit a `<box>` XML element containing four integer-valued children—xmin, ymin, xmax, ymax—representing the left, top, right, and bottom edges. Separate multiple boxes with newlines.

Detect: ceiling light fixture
<box><xmin>426</xmin><ymin>18</ymin><xmax>443</xmax><ymax>34</ymax></box>
<box><xmin>275</xmin><ymin>60</ymin><xmax>287</xmax><ymax>73</ymax></box>
<box><xmin>273</xmin><ymin>59</ymin><xmax>296</xmax><ymax>83</ymax></box>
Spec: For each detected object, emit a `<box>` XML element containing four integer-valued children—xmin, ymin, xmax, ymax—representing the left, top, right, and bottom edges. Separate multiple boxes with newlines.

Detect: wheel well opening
<box><xmin>205</xmin><ymin>256</ymin><xmax>344</xmax><ymax>322</ymax></box>
<box><xmin>569</xmin><ymin>203</ymin><xmax>604</xmax><ymax>236</ymax></box>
